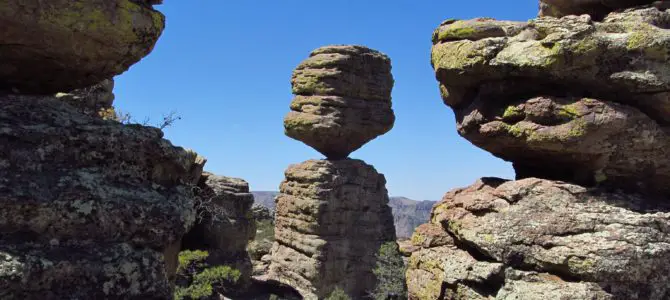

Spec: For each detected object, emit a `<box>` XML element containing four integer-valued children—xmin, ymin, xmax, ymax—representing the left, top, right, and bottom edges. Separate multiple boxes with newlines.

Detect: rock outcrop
<box><xmin>431</xmin><ymin>6</ymin><xmax>670</xmax><ymax>196</ymax></box>
<box><xmin>406</xmin><ymin>2</ymin><xmax>670</xmax><ymax>300</ymax></box>
<box><xmin>0</xmin><ymin>0</ymin><xmax>165</xmax><ymax>93</ymax></box>
<box><xmin>270</xmin><ymin>45</ymin><xmax>399</xmax><ymax>299</ymax></box>
<box><xmin>407</xmin><ymin>178</ymin><xmax>670</xmax><ymax>299</ymax></box>
<box><xmin>181</xmin><ymin>172</ymin><xmax>256</xmax><ymax>290</ymax></box>
<box><xmin>285</xmin><ymin>45</ymin><xmax>395</xmax><ymax>159</ymax></box>
<box><xmin>539</xmin><ymin>0</ymin><xmax>656</xmax><ymax>19</ymax></box>
<box><xmin>269</xmin><ymin>159</ymin><xmax>396</xmax><ymax>299</ymax></box>
<box><xmin>0</xmin><ymin>1</ymin><xmax>223</xmax><ymax>298</ymax></box>
<box><xmin>0</xmin><ymin>94</ymin><xmax>204</xmax><ymax>298</ymax></box>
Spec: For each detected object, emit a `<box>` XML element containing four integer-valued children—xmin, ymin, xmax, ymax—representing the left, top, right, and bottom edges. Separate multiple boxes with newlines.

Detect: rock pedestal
<box><xmin>407</xmin><ymin>2</ymin><xmax>670</xmax><ymax>300</ymax></box>
<box><xmin>269</xmin><ymin>45</ymin><xmax>399</xmax><ymax>299</ymax></box>
<box><xmin>268</xmin><ymin>159</ymin><xmax>396</xmax><ymax>299</ymax></box>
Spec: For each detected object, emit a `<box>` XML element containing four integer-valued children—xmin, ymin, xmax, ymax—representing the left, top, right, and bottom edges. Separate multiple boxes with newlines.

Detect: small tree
<box><xmin>174</xmin><ymin>250</ymin><xmax>241</xmax><ymax>300</ymax></box>
<box><xmin>326</xmin><ymin>287</ymin><xmax>351</xmax><ymax>300</ymax></box>
<box><xmin>371</xmin><ymin>242</ymin><xmax>407</xmax><ymax>300</ymax></box>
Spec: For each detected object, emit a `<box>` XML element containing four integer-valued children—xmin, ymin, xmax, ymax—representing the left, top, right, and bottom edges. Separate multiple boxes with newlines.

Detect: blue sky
<box><xmin>115</xmin><ymin>0</ymin><xmax>538</xmax><ymax>200</ymax></box>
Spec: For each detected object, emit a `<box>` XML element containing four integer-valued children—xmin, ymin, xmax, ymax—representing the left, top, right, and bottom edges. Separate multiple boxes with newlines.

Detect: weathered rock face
<box><xmin>181</xmin><ymin>172</ymin><xmax>256</xmax><ymax>289</ymax></box>
<box><xmin>538</xmin><ymin>0</ymin><xmax>656</xmax><ymax>19</ymax></box>
<box><xmin>431</xmin><ymin>7</ymin><xmax>670</xmax><ymax>196</ymax></box>
<box><xmin>284</xmin><ymin>45</ymin><xmax>395</xmax><ymax>159</ymax></box>
<box><xmin>0</xmin><ymin>95</ymin><xmax>204</xmax><ymax>298</ymax></box>
<box><xmin>55</xmin><ymin>79</ymin><xmax>116</xmax><ymax>120</ymax></box>
<box><xmin>0</xmin><ymin>0</ymin><xmax>165</xmax><ymax>93</ymax></box>
<box><xmin>268</xmin><ymin>159</ymin><xmax>396</xmax><ymax>299</ymax></box>
<box><xmin>407</xmin><ymin>178</ymin><xmax>670</xmax><ymax>300</ymax></box>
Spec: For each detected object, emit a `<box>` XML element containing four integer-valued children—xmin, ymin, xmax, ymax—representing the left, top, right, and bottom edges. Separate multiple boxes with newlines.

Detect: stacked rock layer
<box><xmin>271</xmin><ymin>45</ymin><xmax>398</xmax><ymax>299</ymax></box>
<box><xmin>268</xmin><ymin>160</ymin><xmax>396</xmax><ymax>299</ymax></box>
<box><xmin>0</xmin><ymin>1</ymin><xmax>212</xmax><ymax>298</ymax></box>
<box><xmin>285</xmin><ymin>45</ymin><xmax>395</xmax><ymax>159</ymax></box>
<box><xmin>407</xmin><ymin>3</ymin><xmax>670</xmax><ymax>300</ymax></box>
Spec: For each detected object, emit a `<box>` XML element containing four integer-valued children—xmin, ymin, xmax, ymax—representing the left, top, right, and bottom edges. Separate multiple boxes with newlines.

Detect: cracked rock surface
<box><xmin>284</xmin><ymin>45</ymin><xmax>395</xmax><ymax>159</ymax></box>
<box><xmin>0</xmin><ymin>94</ymin><xmax>205</xmax><ymax>297</ymax></box>
<box><xmin>407</xmin><ymin>178</ymin><xmax>670</xmax><ymax>300</ymax></box>
<box><xmin>268</xmin><ymin>159</ymin><xmax>396</xmax><ymax>299</ymax></box>
<box><xmin>431</xmin><ymin>6</ymin><xmax>670</xmax><ymax>196</ymax></box>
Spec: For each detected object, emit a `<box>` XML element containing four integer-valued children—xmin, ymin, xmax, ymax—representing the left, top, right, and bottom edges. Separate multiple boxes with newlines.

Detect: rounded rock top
<box><xmin>285</xmin><ymin>45</ymin><xmax>395</xmax><ymax>159</ymax></box>
<box><xmin>0</xmin><ymin>0</ymin><xmax>165</xmax><ymax>94</ymax></box>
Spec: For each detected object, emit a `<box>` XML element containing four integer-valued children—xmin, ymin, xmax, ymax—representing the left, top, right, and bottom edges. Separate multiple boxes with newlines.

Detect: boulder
<box><xmin>268</xmin><ymin>159</ymin><xmax>396</xmax><ymax>299</ymax></box>
<box><xmin>431</xmin><ymin>7</ymin><xmax>670</xmax><ymax>195</ymax></box>
<box><xmin>406</xmin><ymin>178</ymin><xmax>670</xmax><ymax>300</ymax></box>
<box><xmin>0</xmin><ymin>0</ymin><xmax>165</xmax><ymax>93</ymax></box>
<box><xmin>284</xmin><ymin>45</ymin><xmax>395</xmax><ymax>159</ymax></box>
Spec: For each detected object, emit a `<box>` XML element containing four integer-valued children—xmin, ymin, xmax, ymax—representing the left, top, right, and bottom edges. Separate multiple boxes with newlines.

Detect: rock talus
<box><xmin>268</xmin><ymin>159</ymin><xmax>396</xmax><ymax>299</ymax></box>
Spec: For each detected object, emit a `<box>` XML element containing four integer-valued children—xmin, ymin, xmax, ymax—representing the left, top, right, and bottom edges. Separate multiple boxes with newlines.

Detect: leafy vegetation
<box><xmin>371</xmin><ymin>242</ymin><xmax>407</xmax><ymax>300</ymax></box>
<box><xmin>174</xmin><ymin>250</ymin><xmax>241</xmax><ymax>300</ymax></box>
<box><xmin>325</xmin><ymin>287</ymin><xmax>352</xmax><ymax>300</ymax></box>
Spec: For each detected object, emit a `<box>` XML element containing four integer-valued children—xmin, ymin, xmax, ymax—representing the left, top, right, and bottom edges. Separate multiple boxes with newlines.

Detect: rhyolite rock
<box><xmin>431</xmin><ymin>7</ymin><xmax>670</xmax><ymax>196</ymax></box>
<box><xmin>538</xmin><ymin>0</ymin><xmax>657</xmax><ymax>19</ymax></box>
<box><xmin>0</xmin><ymin>95</ymin><xmax>205</xmax><ymax>297</ymax></box>
<box><xmin>406</xmin><ymin>178</ymin><xmax>670</xmax><ymax>300</ymax></box>
<box><xmin>284</xmin><ymin>45</ymin><xmax>395</xmax><ymax>159</ymax></box>
<box><xmin>268</xmin><ymin>159</ymin><xmax>396</xmax><ymax>299</ymax></box>
<box><xmin>181</xmin><ymin>171</ymin><xmax>256</xmax><ymax>290</ymax></box>
<box><xmin>0</xmin><ymin>0</ymin><xmax>165</xmax><ymax>93</ymax></box>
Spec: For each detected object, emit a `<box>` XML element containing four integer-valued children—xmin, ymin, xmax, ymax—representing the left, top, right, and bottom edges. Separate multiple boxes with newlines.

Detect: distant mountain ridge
<box><xmin>251</xmin><ymin>191</ymin><xmax>436</xmax><ymax>238</ymax></box>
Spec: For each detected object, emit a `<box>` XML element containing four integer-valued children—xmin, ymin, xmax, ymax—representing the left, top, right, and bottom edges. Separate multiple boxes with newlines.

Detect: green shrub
<box><xmin>174</xmin><ymin>250</ymin><xmax>241</xmax><ymax>300</ymax></box>
<box><xmin>371</xmin><ymin>242</ymin><xmax>407</xmax><ymax>300</ymax></box>
<box><xmin>325</xmin><ymin>287</ymin><xmax>351</xmax><ymax>300</ymax></box>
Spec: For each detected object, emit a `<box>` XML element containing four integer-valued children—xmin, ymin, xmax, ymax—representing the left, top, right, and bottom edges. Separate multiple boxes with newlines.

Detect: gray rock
<box><xmin>406</xmin><ymin>178</ymin><xmax>670</xmax><ymax>300</ymax></box>
<box><xmin>181</xmin><ymin>172</ymin><xmax>256</xmax><ymax>290</ymax></box>
<box><xmin>0</xmin><ymin>94</ymin><xmax>204</xmax><ymax>297</ymax></box>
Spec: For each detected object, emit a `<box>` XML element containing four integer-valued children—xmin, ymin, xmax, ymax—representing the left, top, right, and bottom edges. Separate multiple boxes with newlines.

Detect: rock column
<box><xmin>407</xmin><ymin>3</ymin><xmax>670</xmax><ymax>299</ymax></box>
<box><xmin>268</xmin><ymin>45</ymin><xmax>397</xmax><ymax>299</ymax></box>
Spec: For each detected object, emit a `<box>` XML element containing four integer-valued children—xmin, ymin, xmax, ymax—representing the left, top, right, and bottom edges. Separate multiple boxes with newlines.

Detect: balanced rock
<box><xmin>268</xmin><ymin>159</ymin><xmax>396</xmax><ymax>299</ymax></box>
<box><xmin>285</xmin><ymin>45</ymin><xmax>395</xmax><ymax>159</ymax></box>
<box><xmin>0</xmin><ymin>95</ymin><xmax>205</xmax><ymax>298</ymax></box>
<box><xmin>181</xmin><ymin>172</ymin><xmax>256</xmax><ymax>290</ymax></box>
<box><xmin>431</xmin><ymin>7</ymin><xmax>670</xmax><ymax>195</ymax></box>
<box><xmin>539</xmin><ymin>0</ymin><xmax>656</xmax><ymax>18</ymax></box>
<box><xmin>406</xmin><ymin>178</ymin><xmax>670</xmax><ymax>300</ymax></box>
<box><xmin>0</xmin><ymin>0</ymin><xmax>165</xmax><ymax>93</ymax></box>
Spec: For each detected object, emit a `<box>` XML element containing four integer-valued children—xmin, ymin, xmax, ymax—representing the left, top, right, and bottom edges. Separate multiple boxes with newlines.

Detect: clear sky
<box><xmin>115</xmin><ymin>0</ymin><xmax>538</xmax><ymax>200</ymax></box>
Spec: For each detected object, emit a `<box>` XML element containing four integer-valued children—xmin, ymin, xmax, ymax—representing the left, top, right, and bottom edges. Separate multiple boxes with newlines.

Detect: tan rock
<box><xmin>268</xmin><ymin>159</ymin><xmax>396</xmax><ymax>299</ymax></box>
<box><xmin>285</xmin><ymin>45</ymin><xmax>395</xmax><ymax>159</ymax></box>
